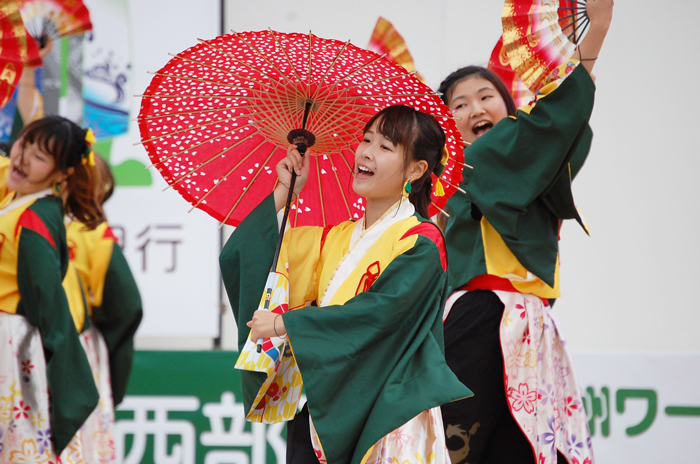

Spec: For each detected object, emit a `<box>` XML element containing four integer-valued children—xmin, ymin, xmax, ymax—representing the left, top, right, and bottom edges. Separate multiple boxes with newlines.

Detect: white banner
<box><xmin>85</xmin><ymin>0</ymin><xmax>223</xmax><ymax>337</ymax></box>
<box><xmin>106</xmin><ymin>184</ymin><xmax>221</xmax><ymax>338</ymax></box>
<box><xmin>572</xmin><ymin>352</ymin><xmax>700</xmax><ymax>463</ymax></box>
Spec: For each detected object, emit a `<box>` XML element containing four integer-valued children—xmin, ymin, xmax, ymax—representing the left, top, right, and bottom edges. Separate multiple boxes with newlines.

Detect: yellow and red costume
<box><xmin>0</xmin><ymin>156</ymin><xmax>99</xmax><ymax>460</ymax></box>
<box><xmin>442</xmin><ymin>62</ymin><xmax>595</xmax><ymax>464</ymax></box>
<box><xmin>61</xmin><ymin>219</ymin><xmax>142</xmax><ymax>464</ymax></box>
<box><xmin>222</xmin><ymin>195</ymin><xmax>471</xmax><ymax>464</ymax></box>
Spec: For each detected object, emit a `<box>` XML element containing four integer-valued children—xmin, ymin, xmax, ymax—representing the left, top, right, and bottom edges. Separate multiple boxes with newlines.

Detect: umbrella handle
<box><xmin>270</xmin><ymin>143</ymin><xmax>307</xmax><ymax>272</ymax></box>
<box><xmin>256</xmin><ymin>143</ymin><xmax>306</xmax><ymax>353</ymax></box>
<box><xmin>261</xmin><ymin>143</ymin><xmax>305</xmax><ymax>352</ymax></box>
<box><xmin>257</xmin><ymin>286</ymin><xmax>274</xmax><ymax>353</ymax></box>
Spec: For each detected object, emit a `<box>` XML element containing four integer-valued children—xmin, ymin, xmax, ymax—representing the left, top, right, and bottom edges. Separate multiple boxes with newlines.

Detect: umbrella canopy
<box><xmin>137</xmin><ymin>30</ymin><xmax>464</xmax><ymax>228</ymax></box>
<box><xmin>501</xmin><ymin>0</ymin><xmax>589</xmax><ymax>93</ymax></box>
<box><xmin>0</xmin><ymin>1</ymin><xmax>42</xmax><ymax>109</ymax></box>
<box><xmin>18</xmin><ymin>0</ymin><xmax>93</xmax><ymax>47</ymax></box>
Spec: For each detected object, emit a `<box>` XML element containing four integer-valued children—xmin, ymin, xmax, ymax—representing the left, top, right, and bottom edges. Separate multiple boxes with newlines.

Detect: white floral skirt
<box><xmin>0</xmin><ymin>312</ymin><xmax>116</xmax><ymax>464</ymax></box>
<box><xmin>310</xmin><ymin>407</ymin><xmax>451</xmax><ymax>464</ymax></box>
<box><xmin>495</xmin><ymin>290</ymin><xmax>594</xmax><ymax>464</ymax></box>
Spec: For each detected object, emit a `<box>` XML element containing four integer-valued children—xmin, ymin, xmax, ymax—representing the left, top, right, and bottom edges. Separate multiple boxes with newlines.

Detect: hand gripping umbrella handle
<box><xmin>256</xmin><ymin>105</ymin><xmax>314</xmax><ymax>353</ymax></box>
<box><xmin>270</xmin><ymin>142</ymin><xmax>307</xmax><ymax>272</ymax></box>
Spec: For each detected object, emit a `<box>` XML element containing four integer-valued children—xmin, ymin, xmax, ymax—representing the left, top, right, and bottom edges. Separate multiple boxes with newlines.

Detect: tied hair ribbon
<box><xmin>433</xmin><ymin>145</ymin><xmax>450</xmax><ymax>197</ymax></box>
<box><xmin>82</xmin><ymin>128</ymin><xmax>96</xmax><ymax>166</ymax></box>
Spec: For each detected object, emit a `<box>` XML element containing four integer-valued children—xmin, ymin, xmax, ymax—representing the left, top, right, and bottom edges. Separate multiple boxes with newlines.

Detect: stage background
<box><xmin>68</xmin><ymin>0</ymin><xmax>700</xmax><ymax>462</ymax></box>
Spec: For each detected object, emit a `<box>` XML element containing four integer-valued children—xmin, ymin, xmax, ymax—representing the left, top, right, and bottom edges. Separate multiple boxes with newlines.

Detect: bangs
<box><xmin>363</xmin><ymin>106</ymin><xmax>418</xmax><ymax>150</ymax></box>
<box><xmin>19</xmin><ymin>117</ymin><xmax>78</xmax><ymax>169</ymax></box>
<box><xmin>24</xmin><ymin>126</ymin><xmax>58</xmax><ymax>157</ymax></box>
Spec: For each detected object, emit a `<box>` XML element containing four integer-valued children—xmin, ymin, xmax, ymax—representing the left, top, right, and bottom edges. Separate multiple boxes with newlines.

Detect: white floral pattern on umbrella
<box><xmin>137</xmin><ymin>30</ymin><xmax>464</xmax><ymax>227</ymax></box>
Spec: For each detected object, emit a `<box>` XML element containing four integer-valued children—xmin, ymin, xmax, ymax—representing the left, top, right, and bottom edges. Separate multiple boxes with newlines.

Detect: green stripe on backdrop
<box><xmin>61</xmin><ymin>38</ymin><xmax>69</xmax><ymax>99</ymax></box>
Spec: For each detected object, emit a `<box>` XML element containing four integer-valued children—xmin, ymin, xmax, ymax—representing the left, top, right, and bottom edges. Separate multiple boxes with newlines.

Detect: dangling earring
<box><xmin>53</xmin><ymin>182</ymin><xmax>61</xmax><ymax>196</ymax></box>
<box><xmin>402</xmin><ymin>177</ymin><xmax>412</xmax><ymax>198</ymax></box>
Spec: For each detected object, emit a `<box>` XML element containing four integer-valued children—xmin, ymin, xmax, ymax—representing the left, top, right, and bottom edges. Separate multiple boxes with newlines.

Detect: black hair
<box><xmin>438</xmin><ymin>66</ymin><xmax>517</xmax><ymax>117</ymax></box>
<box><xmin>0</xmin><ymin>142</ymin><xmax>11</xmax><ymax>158</ymax></box>
<box><xmin>363</xmin><ymin>105</ymin><xmax>445</xmax><ymax>218</ymax></box>
<box><xmin>18</xmin><ymin>116</ymin><xmax>105</xmax><ymax>229</ymax></box>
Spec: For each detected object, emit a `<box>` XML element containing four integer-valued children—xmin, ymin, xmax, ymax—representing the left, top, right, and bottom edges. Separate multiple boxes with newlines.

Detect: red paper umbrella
<box><xmin>137</xmin><ymin>30</ymin><xmax>464</xmax><ymax>228</ymax></box>
<box><xmin>0</xmin><ymin>1</ymin><xmax>41</xmax><ymax>108</ymax></box>
<box><xmin>501</xmin><ymin>0</ymin><xmax>589</xmax><ymax>93</ymax></box>
<box><xmin>367</xmin><ymin>17</ymin><xmax>425</xmax><ymax>84</ymax></box>
<box><xmin>487</xmin><ymin>36</ymin><xmax>534</xmax><ymax>108</ymax></box>
<box><xmin>18</xmin><ymin>0</ymin><xmax>93</xmax><ymax>47</ymax></box>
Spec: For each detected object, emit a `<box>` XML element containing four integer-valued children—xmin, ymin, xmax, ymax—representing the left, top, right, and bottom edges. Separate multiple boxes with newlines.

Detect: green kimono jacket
<box><xmin>221</xmin><ymin>195</ymin><xmax>471</xmax><ymax>464</ymax></box>
<box><xmin>0</xmin><ymin>195</ymin><xmax>100</xmax><ymax>453</ymax></box>
<box><xmin>444</xmin><ymin>64</ymin><xmax>595</xmax><ymax>296</ymax></box>
<box><xmin>65</xmin><ymin>220</ymin><xmax>143</xmax><ymax>406</ymax></box>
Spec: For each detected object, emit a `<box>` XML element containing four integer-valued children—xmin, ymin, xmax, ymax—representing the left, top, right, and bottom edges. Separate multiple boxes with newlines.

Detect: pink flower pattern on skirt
<box><xmin>0</xmin><ymin>314</ymin><xmax>116</xmax><ymax>464</ymax></box>
<box><xmin>495</xmin><ymin>290</ymin><xmax>594</xmax><ymax>464</ymax></box>
<box><xmin>508</xmin><ymin>383</ymin><xmax>537</xmax><ymax>414</ymax></box>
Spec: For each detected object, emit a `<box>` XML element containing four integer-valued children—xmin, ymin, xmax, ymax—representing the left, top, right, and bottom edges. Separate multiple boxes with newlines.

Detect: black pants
<box><xmin>442</xmin><ymin>290</ymin><xmax>568</xmax><ymax>464</ymax></box>
<box><xmin>287</xmin><ymin>403</ymin><xmax>319</xmax><ymax>464</ymax></box>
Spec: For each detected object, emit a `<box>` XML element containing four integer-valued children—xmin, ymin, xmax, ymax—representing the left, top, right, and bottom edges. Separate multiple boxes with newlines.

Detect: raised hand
<box><xmin>273</xmin><ymin>144</ymin><xmax>311</xmax><ymax>212</ymax></box>
<box><xmin>574</xmin><ymin>0</ymin><xmax>614</xmax><ymax>75</ymax></box>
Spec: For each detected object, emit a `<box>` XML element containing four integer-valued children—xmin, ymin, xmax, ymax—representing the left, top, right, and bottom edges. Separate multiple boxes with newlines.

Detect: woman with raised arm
<box><xmin>437</xmin><ymin>1</ymin><xmax>614</xmax><ymax>463</ymax></box>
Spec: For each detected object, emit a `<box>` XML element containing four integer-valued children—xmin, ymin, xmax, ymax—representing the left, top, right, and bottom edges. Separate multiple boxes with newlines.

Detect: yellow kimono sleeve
<box><xmin>85</xmin><ymin>223</ymin><xmax>116</xmax><ymax>309</ymax></box>
<box><xmin>278</xmin><ymin>224</ymin><xmax>326</xmax><ymax>309</ymax></box>
<box><xmin>0</xmin><ymin>156</ymin><xmax>11</xmax><ymax>205</ymax></box>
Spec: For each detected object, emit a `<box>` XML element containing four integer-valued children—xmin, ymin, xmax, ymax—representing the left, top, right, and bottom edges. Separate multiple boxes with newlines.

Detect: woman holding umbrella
<box><xmin>221</xmin><ymin>105</ymin><xmax>471</xmax><ymax>464</ymax></box>
<box><xmin>437</xmin><ymin>1</ymin><xmax>614</xmax><ymax>463</ymax></box>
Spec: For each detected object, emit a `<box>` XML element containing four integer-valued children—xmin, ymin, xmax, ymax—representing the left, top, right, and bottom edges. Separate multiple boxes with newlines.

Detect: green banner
<box><xmin>116</xmin><ymin>351</ymin><xmax>289</xmax><ymax>464</ymax></box>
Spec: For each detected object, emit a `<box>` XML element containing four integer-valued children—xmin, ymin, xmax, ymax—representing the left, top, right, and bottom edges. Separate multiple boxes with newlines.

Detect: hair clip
<box><xmin>82</xmin><ymin>128</ymin><xmax>96</xmax><ymax>166</ymax></box>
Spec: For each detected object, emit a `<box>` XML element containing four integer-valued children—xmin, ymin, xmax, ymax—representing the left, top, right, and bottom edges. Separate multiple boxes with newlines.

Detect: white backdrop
<box><xmin>222</xmin><ymin>0</ymin><xmax>700</xmax><ymax>353</ymax></box>
<box><xmin>87</xmin><ymin>0</ymin><xmax>700</xmax><ymax>461</ymax></box>
<box><xmin>88</xmin><ymin>0</ymin><xmax>223</xmax><ymax>338</ymax></box>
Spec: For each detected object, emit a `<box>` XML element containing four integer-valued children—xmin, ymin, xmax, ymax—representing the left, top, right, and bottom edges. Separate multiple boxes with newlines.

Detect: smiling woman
<box><xmin>439</xmin><ymin>66</ymin><xmax>517</xmax><ymax>144</ymax></box>
<box><xmin>222</xmin><ymin>105</ymin><xmax>472</xmax><ymax>464</ymax></box>
<box><xmin>436</xmin><ymin>1</ymin><xmax>614</xmax><ymax>463</ymax></box>
<box><xmin>6</xmin><ymin>141</ymin><xmax>64</xmax><ymax>195</ymax></box>
<box><xmin>350</xmin><ymin>106</ymin><xmax>444</xmax><ymax>225</ymax></box>
<box><xmin>0</xmin><ymin>116</ymin><xmax>108</xmax><ymax>459</ymax></box>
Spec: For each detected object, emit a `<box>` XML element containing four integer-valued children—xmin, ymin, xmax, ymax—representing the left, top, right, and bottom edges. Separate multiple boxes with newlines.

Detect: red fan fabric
<box><xmin>501</xmin><ymin>0</ymin><xmax>580</xmax><ymax>93</ymax></box>
<box><xmin>18</xmin><ymin>0</ymin><xmax>93</xmax><ymax>39</ymax></box>
<box><xmin>0</xmin><ymin>1</ymin><xmax>40</xmax><ymax>108</ymax></box>
<box><xmin>488</xmin><ymin>37</ymin><xmax>534</xmax><ymax>109</ymax></box>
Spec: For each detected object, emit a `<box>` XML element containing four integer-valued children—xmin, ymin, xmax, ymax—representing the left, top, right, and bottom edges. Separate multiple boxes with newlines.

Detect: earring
<box><xmin>402</xmin><ymin>177</ymin><xmax>412</xmax><ymax>198</ymax></box>
<box><xmin>53</xmin><ymin>182</ymin><xmax>61</xmax><ymax>196</ymax></box>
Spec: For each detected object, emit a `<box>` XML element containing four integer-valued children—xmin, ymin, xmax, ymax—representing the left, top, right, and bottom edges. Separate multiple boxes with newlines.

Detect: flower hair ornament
<box><xmin>82</xmin><ymin>128</ymin><xmax>96</xmax><ymax>166</ymax></box>
<box><xmin>432</xmin><ymin>145</ymin><xmax>450</xmax><ymax>197</ymax></box>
